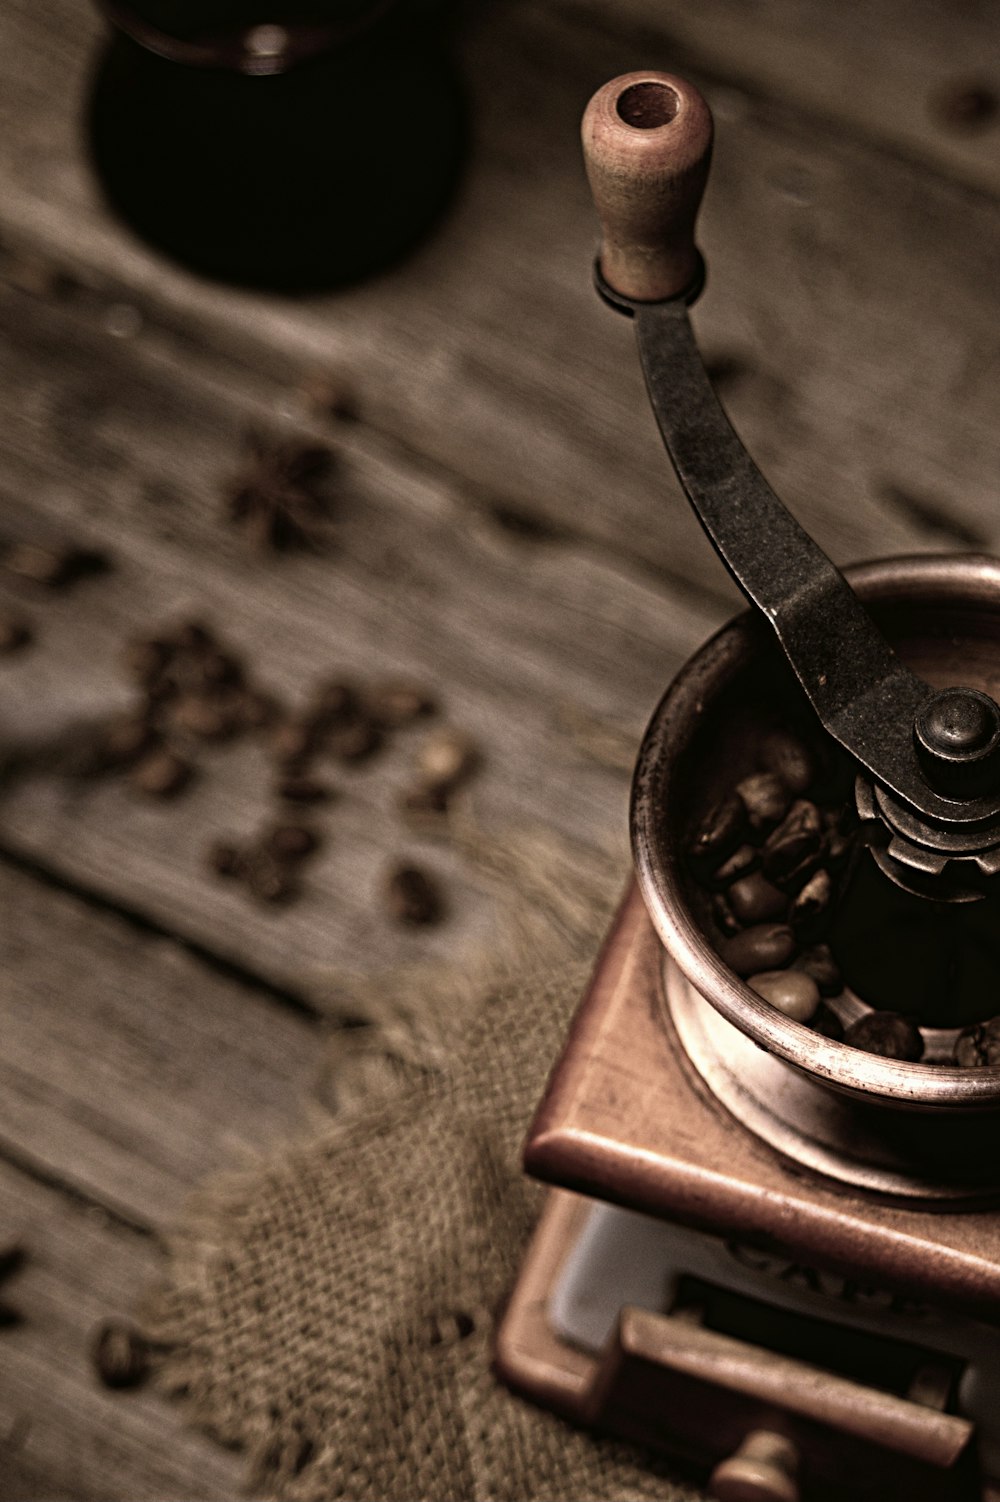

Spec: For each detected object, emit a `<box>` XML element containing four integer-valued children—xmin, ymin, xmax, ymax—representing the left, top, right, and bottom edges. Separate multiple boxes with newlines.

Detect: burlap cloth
<box><xmin>144</xmin><ymin>825</ymin><xmax>704</xmax><ymax>1501</ymax></box>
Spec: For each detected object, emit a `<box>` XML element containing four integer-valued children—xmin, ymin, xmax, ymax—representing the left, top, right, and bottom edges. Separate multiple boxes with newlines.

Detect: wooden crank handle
<box><xmin>581</xmin><ymin>72</ymin><xmax>713</xmax><ymax>303</ymax></box>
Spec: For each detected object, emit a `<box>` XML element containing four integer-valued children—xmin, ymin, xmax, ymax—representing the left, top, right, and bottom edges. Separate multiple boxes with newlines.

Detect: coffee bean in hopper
<box><xmin>747</xmin><ymin>967</ymin><xmax>820</xmax><ymax>1022</ymax></box>
<box><xmin>734</xmin><ymin>772</ymin><xmax>789</xmax><ymax>834</ymax></box>
<box><xmin>759</xmin><ymin>728</ymin><xmax>815</xmax><ymax>796</ymax></box>
<box><xmin>727</xmin><ymin>871</ymin><xmax>787</xmax><ymax>924</ymax></box>
<box><xmin>792</xmin><ymin>943</ymin><xmax>843</xmax><ymax>997</ymax></box>
<box><xmin>688</xmin><ymin>792</ymin><xmax>746</xmax><ymax>866</ymax></box>
<box><xmin>718</xmin><ymin>923</ymin><xmax>795</xmax><ymax>976</ymax></box>
<box><xmin>844</xmin><ymin>1011</ymin><xmax>924</xmax><ymax>1061</ymax></box>
<box><xmin>712</xmin><ymin>843</ymin><xmax>759</xmax><ymax>887</ymax></box>
<box><xmin>762</xmin><ymin>799</ymin><xmax>823</xmax><ymax>884</ymax></box>
<box><xmin>954</xmin><ymin>1017</ymin><xmax>1000</xmax><ymax>1067</ymax></box>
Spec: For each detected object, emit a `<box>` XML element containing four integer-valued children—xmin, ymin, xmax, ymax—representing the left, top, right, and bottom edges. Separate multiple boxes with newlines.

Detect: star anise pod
<box><xmin>224</xmin><ymin>431</ymin><xmax>335</xmax><ymax>551</ymax></box>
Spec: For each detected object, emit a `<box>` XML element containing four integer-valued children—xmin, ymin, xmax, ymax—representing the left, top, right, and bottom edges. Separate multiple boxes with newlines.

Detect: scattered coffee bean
<box><xmin>728</xmin><ymin>871</ymin><xmax>787</xmax><ymax>925</ymax></box>
<box><xmin>130</xmin><ymin>748</ymin><xmax>192</xmax><ymax>798</ymax></box>
<box><xmin>844</xmin><ymin>1011</ymin><xmax>924</xmax><ymax>1062</ymax></box>
<box><xmin>712</xmin><ymin>843</ymin><xmax>759</xmax><ymax>887</ymax></box>
<box><xmin>790</xmin><ymin>867</ymin><xmax>832</xmax><ymax>928</ymax></box>
<box><xmin>99</xmin><ymin>714</ymin><xmax>157</xmax><ymax>768</ymax></box>
<box><xmin>811</xmin><ymin>1003</ymin><xmax>845</xmax><ymax>1041</ymax></box>
<box><xmin>277</xmin><ymin>774</ymin><xmax>331</xmax><ymax>803</ymax></box>
<box><xmin>688</xmin><ymin>792</ymin><xmax>746</xmax><ymax>865</ymax></box>
<box><xmin>399</xmin><ymin>779</ymin><xmax>451</xmax><ymax>818</ymax></box>
<box><xmin>270</xmin><ymin>718</ymin><xmax>316</xmax><ymax>768</ymax></box>
<box><xmin>327</xmin><ymin>717</ymin><xmax>382</xmax><ymax>763</ymax></box>
<box><xmin>266</xmin><ymin>823</ymin><xmax>319</xmax><ymax>861</ymax></box>
<box><xmin>245</xmin><ymin>851</ymin><xmax>297</xmax><ymax>904</ymax></box>
<box><xmin>91</xmin><ymin>1319</ymin><xmax>150</xmax><ymax>1390</ymax></box>
<box><xmin>954</xmin><ymin>1016</ymin><xmax>1000</xmax><ymax>1067</ymax></box>
<box><xmin>367</xmin><ymin>680</ymin><xmax>436</xmax><ymax>728</ymax></box>
<box><xmin>748</xmin><ymin>967</ymin><xmax>820</xmax><ymax>1023</ymax></box>
<box><xmin>719</xmin><ymin>922</ymin><xmax>796</xmax><ymax>977</ymax></box>
<box><xmin>711</xmin><ymin>891</ymin><xmax>742</xmax><ymax>937</ymax></box>
<box><xmin>759</xmin><ymin>728</ymin><xmax>815</xmax><ymax>796</ymax></box>
<box><xmin>309</xmin><ymin>679</ymin><xmax>359</xmax><ymax>729</ymax></box>
<box><xmin>123</xmin><ymin>636</ymin><xmax>173</xmax><ymax>687</ymax></box>
<box><xmin>206</xmin><ymin>840</ymin><xmax>244</xmax><ymax>878</ymax></box>
<box><xmin>762</xmin><ymin>799</ymin><xmax>823</xmax><ymax>883</ymax></box>
<box><xmin>169</xmin><ymin>620</ymin><xmax>215</xmax><ymax>656</ymax></box>
<box><xmin>0</xmin><ymin>613</ymin><xmax>32</xmax><ymax>653</ymax></box>
<box><xmin>386</xmin><ymin>864</ymin><xmax>443</xmax><ymax>925</ymax></box>
<box><xmin>1</xmin><ymin>541</ymin><xmax>90</xmax><ymax>588</ymax></box>
<box><xmin>235</xmin><ymin>688</ymin><xmax>276</xmax><ymax>730</ymax></box>
<box><xmin>735</xmin><ymin>772</ymin><xmax>789</xmax><ymax>834</ymax></box>
<box><xmin>792</xmin><ymin>943</ymin><xmax>843</xmax><ymax>997</ymax></box>
<box><xmin>418</xmin><ymin>729</ymin><xmax>479</xmax><ymax>791</ymax></box>
<box><xmin>299</xmin><ymin>368</ymin><xmax>360</xmax><ymax>423</ymax></box>
<box><xmin>171</xmin><ymin>693</ymin><xmax>235</xmax><ymax>740</ymax></box>
<box><xmin>0</xmin><ymin>1244</ymin><xmax>25</xmax><ymax>1326</ymax></box>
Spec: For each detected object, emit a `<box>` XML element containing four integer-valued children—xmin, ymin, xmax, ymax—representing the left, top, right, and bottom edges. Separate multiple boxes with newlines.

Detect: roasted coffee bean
<box><xmin>418</xmin><ymin>729</ymin><xmax>478</xmax><ymax>791</ymax></box>
<box><xmin>954</xmin><ymin>1017</ymin><xmax>1000</xmax><ymax>1067</ymax></box>
<box><xmin>762</xmin><ymin>799</ymin><xmax>823</xmax><ymax>881</ymax></box>
<box><xmin>367</xmin><ymin>679</ymin><xmax>436</xmax><ymax>728</ymax></box>
<box><xmin>2</xmin><ymin>541</ymin><xmax>74</xmax><ymax>587</ymax></box>
<box><xmin>712</xmin><ymin>843</ymin><xmax>759</xmax><ymax>887</ymax></box>
<box><xmin>759</xmin><ymin>728</ymin><xmax>815</xmax><ymax>796</ymax></box>
<box><xmin>719</xmin><ymin>923</ymin><xmax>795</xmax><ymax>977</ymax></box>
<box><xmin>171</xmin><ymin>693</ymin><xmax>235</xmax><ymax>740</ymax></box>
<box><xmin>735</xmin><ymin>772</ymin><xmax>789</xmax><ymax>834</ymax></box>
<box><xmin>328</xmin><ymin>717</ymin><xmax>382</xmax><ymax>763</ymax></box>
<box><xmin>266</xmin><ymin>823</ymin><xmax>319</xmax><ymax>862</ymax></box>
<box><xmin>300</xmin><ymin>369</ymin><xmax>360</xmax><ymax>423</ymax></box>
<box><xmin>790</xmin><ymin>868</ymin><xmax>832</xmax><ymax>927</ymax></box>
<box><xmin>688</xmin><ymin>792</ymin><xmax>746</xmax><ymax>865</ymax></box>
<box><xmin>277</xmin><ymin>774</ymin><xmax>330</xmax><ymax>803</ymax></box>
<box><xmin>123</xmin><ymin>637</ymin><xmax>172</xmax><ymax>686</ymax></box>
<box><xmin>811</xmin><ymin>1003</ymin><xmax>845</xmax><ymax>1041</ymax></box>
<box><xmin>236</xmin><ymin>688</ymin><xmax>277</xmax><ymax>730</ymax></box>
<box><xmin>844</xmin><ymin>1011</ymin><xmax>924</xmax><ymax>1062</ymax></box>
<box><xmin>206</xmin><ymin>840</ymin><xmax>244</xmax><ymax>878</ymax></box>
<box><xmin>400</xmin><ymin>780</ymin><xmax>450</xmax><ymax>817</ymax></box>
<box><xmin>270</xmin><ymin>718</ymin><xmax>316</xmax><ymax>768</ymax></box>
<box><xmin>727</xmin><ymin>871</ymin><xmax>787</xmax><ymax>924</ymax></box>
<box><xmin>245</xmin><ymin>852</ymin><xmax>297</xmax><ymax>904</ymax></box>
<box><xmin>711</xmin><ymin>892</ymin><xmax>742</xmax><ymax>937</ymax></box>
<box><xmin>130</xmin><ymin>748</ymin><xmax>192</xmax><ymax>798</ymax></box>
<box><xmin>386</xmin><ymin>864</ymin><xmax>443</xmax><ymax>925</ymax></box>
<box><xmin>100</xmin><ymin>714</ymin><xmax>156</xmax><ymax>768</ymax></box>
<box><xmin>169</xmin><ymin>620</ymin><xmax>215</xmax><ymax>655</ymax></box>
<box><xmin>792</xmin><ymin>943</ymin><xmax>843</xmax><ymax>997</ymax></box>
<box><xmin>0</xmin><ymin>613</ymin><xmax>32</xmax><ymax>653</ymax></box>
<box><xmin>309</xmin><ymin>679</ymin><xmax>359</xmax><ymax>728</ymax></box>
<box><xmin>748</xmin><ymin>968</ymin><xmax>820</xmax><ymax>1022</ymax></box>
<box><xmin>91</xmin><ymin>1319</ymin><xmax>150</xmax><ymax>1390</ymax></box>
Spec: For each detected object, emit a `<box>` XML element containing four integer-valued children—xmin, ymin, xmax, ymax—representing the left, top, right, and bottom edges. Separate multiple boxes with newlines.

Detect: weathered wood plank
<box><xmin>0</xmin><ymin>1160</ymin><xmax>248</xmax><ymax>1501</ymax></box>
<box><xmin>0</xmin><ymin>859</ymin><xmax>319</xmax><ymax>1224</ymax></box>
<box><xmin>0</xmin><ymin>0</ymin><xmax>997</xmax><ymax>607</ymax></box>
<box><xmin>0</xmin><ymin>275</ymin><xmax>718</xmax><ymax>996</ymax></box>
<box><xmin>561</xmin><ymin>0</ymin><xmax>1000</xmax><ymax>196</ymax></box>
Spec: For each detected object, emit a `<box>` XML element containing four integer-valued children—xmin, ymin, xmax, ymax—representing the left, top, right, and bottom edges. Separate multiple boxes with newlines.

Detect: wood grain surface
<box><xmin>0</xmin><ymin>0</ymin><xmax>998</xmax><ymax>1495</ymax></box>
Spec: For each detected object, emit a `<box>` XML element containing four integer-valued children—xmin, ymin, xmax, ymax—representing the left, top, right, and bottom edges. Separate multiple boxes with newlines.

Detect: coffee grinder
<box><xmin>496</xmin><ymin>72</ymin><xmax>1000</xmax><ymax>1502</ymax></box>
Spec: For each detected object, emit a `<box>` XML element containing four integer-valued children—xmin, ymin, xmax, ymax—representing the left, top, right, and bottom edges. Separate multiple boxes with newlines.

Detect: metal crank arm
<box><xmin>581</xmin><ymin>70</ymin><xmax>1000</xmax><ymax>878</ymax></box>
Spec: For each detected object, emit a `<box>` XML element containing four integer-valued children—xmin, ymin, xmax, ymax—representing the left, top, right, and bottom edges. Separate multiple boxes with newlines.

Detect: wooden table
<box><xmin>1</xmin><ymin>2</ymin><xmax>999</xmax><ymax>1495</ymax></box>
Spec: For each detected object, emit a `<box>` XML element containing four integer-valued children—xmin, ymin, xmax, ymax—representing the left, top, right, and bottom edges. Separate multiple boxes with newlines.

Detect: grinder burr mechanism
<box><xmin>497</xmin><ymin>72</ymin><xmax>1000</xmax><ymax>1502</ymax></box>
